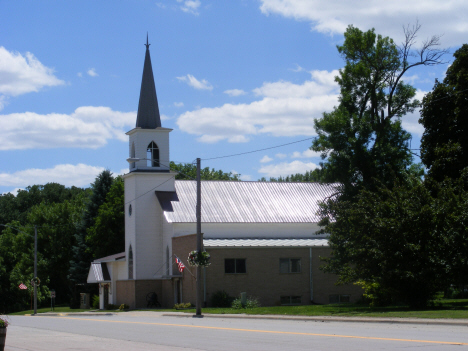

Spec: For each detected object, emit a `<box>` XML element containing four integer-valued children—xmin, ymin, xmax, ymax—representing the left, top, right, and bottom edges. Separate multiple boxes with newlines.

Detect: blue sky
<box><xmin>0</xmin><ymin>0</ymin><xmax>466</xmax><ymax>194</ymax></box>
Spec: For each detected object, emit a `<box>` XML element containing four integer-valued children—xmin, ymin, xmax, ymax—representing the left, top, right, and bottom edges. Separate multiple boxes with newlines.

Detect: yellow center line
<box><xmin>57</xmin><ymin>316</ymin><xmax>468</xmax><ymax>346</ymax></box>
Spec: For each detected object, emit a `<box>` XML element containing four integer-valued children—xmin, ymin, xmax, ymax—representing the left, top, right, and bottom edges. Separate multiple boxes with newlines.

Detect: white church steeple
<box><xmin>126</xmin><ymin>34</ymin><xmax>172</xmax><ymax>172</ymax></box>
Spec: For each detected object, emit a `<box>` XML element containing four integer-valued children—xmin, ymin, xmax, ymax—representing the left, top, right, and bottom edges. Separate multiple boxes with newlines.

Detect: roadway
<box><xmin>5</xmin><ymin>312</ymin><xmax>468</xmax><ymax>350</ymax></box>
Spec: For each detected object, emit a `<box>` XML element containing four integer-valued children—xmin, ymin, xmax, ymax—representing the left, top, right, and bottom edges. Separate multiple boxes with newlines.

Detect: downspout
<box><xmin>310</xmin><ymin>247</ymin><xmax>313</xmax><ymax>303</ymax></box>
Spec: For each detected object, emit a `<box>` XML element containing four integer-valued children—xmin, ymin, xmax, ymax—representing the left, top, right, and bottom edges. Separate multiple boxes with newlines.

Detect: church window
<box><xmin>225</xmin><ymin>258</ymin><xmax>246</xmax><ymax>274</ymax></box>
<box><xmin>128</xmin><ymin>204</ymin><xmax>132</xmax><ymax>216</ymax></box>
<box><xmin>128</xmin><ymin>245</ymin><xmax>133</xmax><ymax>279</ymax></box>
<box><xmin>147</xmin><ymin>141</ymin><xmax>160</xmax><ymax>167</ymax></box>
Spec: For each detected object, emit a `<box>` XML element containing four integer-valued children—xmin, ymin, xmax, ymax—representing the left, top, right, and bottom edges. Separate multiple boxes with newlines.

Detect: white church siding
<box><xmin>124</xmin><ymin>171</ymin><xmax>176</xmax><ymax>280</ymax></box>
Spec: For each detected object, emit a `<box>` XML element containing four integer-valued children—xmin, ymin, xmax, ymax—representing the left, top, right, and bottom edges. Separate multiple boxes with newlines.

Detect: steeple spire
<box><xmin>136</xmin><ymin>34</ymin><xmax>161</xmax><ymax>129</ymax></box>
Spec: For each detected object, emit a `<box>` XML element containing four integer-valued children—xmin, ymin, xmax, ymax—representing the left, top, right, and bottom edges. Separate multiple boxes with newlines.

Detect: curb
<box><xmin>24</xmin><ymin>313</ymin><xmax>114</xmax><ymax>317</ymax></box>
<box><xmin>161</xmin><ymin>312</ymin><xmax>468</xmax><ymax>326</ymax></box>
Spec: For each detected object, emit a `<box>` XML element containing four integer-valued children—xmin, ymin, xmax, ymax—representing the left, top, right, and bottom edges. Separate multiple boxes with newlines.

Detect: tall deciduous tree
<box><xmin>313</xmin><ymin>24</ymin><xmax>447</xmax><ymax>198</ymax></box>
<box><xmin>420</xmin><ymin>44</ymin><xmax>468</xmax><ymax>182</ymax></box>
<box><xmin>170</xmin><ymin>161</ymin><xmax>241</xmax><ymax>181</ymax></box>
<box><xmin>69</xmin><ymin>170</ymin><xmax>113</xmax><ymax>287</ymax></box>
<box><xmin>86</xmin><ymin>176</ymin><xmax>125</xmax><ymax>259</ymax></box>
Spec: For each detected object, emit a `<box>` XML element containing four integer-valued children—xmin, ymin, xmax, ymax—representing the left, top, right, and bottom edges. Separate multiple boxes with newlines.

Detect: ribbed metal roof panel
<box><xmin>204</xmin><ymin>238</ymin><xmax>329</xmax><ymax>247</ymax></box>
<box><xmin>164</xmin><ymin>181</ymin><xmax>339</xmax><ymax>223</ymax></box>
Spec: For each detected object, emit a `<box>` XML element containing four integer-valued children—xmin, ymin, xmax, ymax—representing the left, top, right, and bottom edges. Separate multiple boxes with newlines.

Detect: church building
<box><xmin>87</xmin><ymin>38</ymin><xmax>362</xmax><ymax>309</ymax></box>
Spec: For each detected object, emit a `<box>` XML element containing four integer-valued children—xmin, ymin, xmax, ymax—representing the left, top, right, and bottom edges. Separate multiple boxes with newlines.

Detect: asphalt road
<box><xmin>5</xmin><ymin>312</ymin><xmax>468</xmax><ymax>350</ymax></box>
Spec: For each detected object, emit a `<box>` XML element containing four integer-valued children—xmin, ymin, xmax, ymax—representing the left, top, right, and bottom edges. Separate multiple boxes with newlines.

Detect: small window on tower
<box><xmin>147</xmin><ymin>142</ymin><xmax>160</xmax><ymax>167</ymax></box>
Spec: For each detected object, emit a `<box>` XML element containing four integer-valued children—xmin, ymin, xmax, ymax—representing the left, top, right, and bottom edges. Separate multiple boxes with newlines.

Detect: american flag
<box><xmin>18</xmin><ymin>283</ymin><xmax>28</xmax><ymax>290</ymax></box>
<box><xmin>175</xmin><ymin>256</ymin><xmax>185</xmax><ymax>273</ymax></box>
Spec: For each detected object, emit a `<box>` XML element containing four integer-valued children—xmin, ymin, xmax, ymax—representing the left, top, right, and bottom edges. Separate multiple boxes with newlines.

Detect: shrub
<box><xmin>105</xmin><ymin>304</ymin><xmax>118</xmax><ymax>310</ymax></box>
<box><xmin>92</xmin><ymin>295</ymin><xmax>99</xmax><ymax>309</ymax></box>
<box><xmin>118</xmin><ymin>304</ymin><xmax>129</xmax><ymax>311</ymax></box>
<box><xmin>210</xmin><ymin>290</ymin><xmax>234</xmax><ymax>308</ymax></box>
<box><xmin>231</xmin><ymin>296</ymin><xmax>260</xmax><ymax>309</ymax></box>
<box><xmin>173</xmin><ymin>302</ymin><xmax>192</xmax><ymax>309</ymax></box>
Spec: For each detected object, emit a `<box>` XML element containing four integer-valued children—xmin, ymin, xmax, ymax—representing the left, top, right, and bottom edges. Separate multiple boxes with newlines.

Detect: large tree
<box><xmin>420</xmin><ymin>44</ymin><xmax>468</xmax><ymax>182</ymax></box>
<box><xmin>170</xmin><ymin>161</ymin><xmax>241</xmax><ymax>181</ymax></box>
<box><xmin>312</xmin><ymin>24</ymin><xmax>447</xmax><ymax>198</ymax></box>
<box><xmin>86</xmin><ymin>176</ymin><xmax>125</xmax><ymax>259</ymax></box>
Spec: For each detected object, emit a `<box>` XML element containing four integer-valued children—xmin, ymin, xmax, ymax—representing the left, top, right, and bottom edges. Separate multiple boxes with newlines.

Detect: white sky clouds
<box><xmin>259</xmin><ymin>0</ymin><xmax>468</xmax><ymax>47</ymax></box>
<box><xmin>177</xmin><ymin>68</ymin><xmax>426</xmax><ymax>143</ymax></box>
<box><xmin>224</xmin><ymin>89</ymin><xmax>247</xmax><ymax>97</ymax></box>
<box><xmin>258</xmin><ymin>160</ymin><xmax>319</xmax><ymax>177</ymax></box>
<box><xmin>291</xmin><ymin>149</ymin><xmax>321</xmax><ymax>158</ymax></box>
<box><xmin>87</xmin><ymin>68</ymin><xmax>98</xmax><ymax>77</ymax></box>
<box><xmin>0</xmin><ymin>106</ymin><xmax>136</xmax><ymax>150</ymax></box>
<box><xmin>0</xmin><ymin>46</ymin><xmax>64</xmax><ymax>103</ymax></box>
<box><xmin>177</xmin><ymin>70</ymin><xmax>340</xmax><ymax>143</ymax></box>
<box><xmin>0</xmin><ymin>164</ymin><xmax>105</xmax><ymax>188</ymax></box>
<box><xmin>260</xmin><ymin>155</ymin><xmax>273</xmax><ymax>163</ymax></box>
<box><xmin>177</xmin><ymin>74</ymin><xmax>213</xmax><ymax>90</ymax></box>
<box><xmin>177</xmin><ymin>0</ymin><xmax>201</xmax><ymax>15</ymax></box>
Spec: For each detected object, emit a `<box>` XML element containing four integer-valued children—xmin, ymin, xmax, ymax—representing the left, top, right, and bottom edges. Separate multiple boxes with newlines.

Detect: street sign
<box><xmin>50</xmin><ymin>290</ymin><xmax>56</xmax><ymax>298</ymax></box>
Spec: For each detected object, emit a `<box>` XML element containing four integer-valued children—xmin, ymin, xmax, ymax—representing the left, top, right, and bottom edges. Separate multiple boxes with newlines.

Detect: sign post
<box><xmin>50</xmin><ymin>290</ymin><xmax>56</xmax><ymax>311</ymax></box>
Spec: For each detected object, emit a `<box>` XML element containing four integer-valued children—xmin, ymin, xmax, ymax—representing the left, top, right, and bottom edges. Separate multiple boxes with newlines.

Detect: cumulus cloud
<box><xmin>0</xmin><ymin>106</ymin><xmax>136</xmax><ymax>150</ymax></box>
<box><xmin>87</xmin><ymin>68</ymin><xmax>98</xmax><ymax>77</ymax></box>
<box><xmin>177</xmin><ymin>70</ymin><xmax>340</xmax><ymax>143</ymax></box>
<box><xmin>177</xmin><ymin>74</ymin><xmax>213</xmax><ymax>90</ymax></box>
<box><xmin>275</xmin><ymin>153</ymin><xmax>287</xmax><ymax>159</ymax></box>
<box><xmin>401</xmin><ymin>89</ymin><xmax>427</xmax><ymax>135</ymax></box>
<box><xmin>291</xmin><ymin>149</ymin><xmax>321</xmax><ymax>158</ymax></box>
<box><xmin>174</xmin><ymin>102</ymin><xmax>184</xmax><ymax>107</ymax></box>
<box><xmin>258</xmin><ymin>160</ymin><xmax>319</xmax><ymax>177</ymax></box>
<box><xmin>0</xmin><ymin>164</ymin><xmax>105</xmax><ymax>188</ymax></box>
<box><xmin>260</xmin><ymin>155</ymin><xmax>273</xmax><ymax>163</ymax></box>
<box><xmin>177</xmin><ymin>0</ymin><xmax>201</xmax><ymax>15</ymax></box>
<box><xmin>0</xmin><ymin>46</ymin><xmax>64</xmax><ymax>103</ymax></box>
<box><xmin>259</xmin><ymin>0</ymin><xmax>467</xmax><ymax>47</ymax></box>
<box><xmin>224</xmin><ymin>89</ymin><xmax>247</xmax><ymax>97</ymax></box>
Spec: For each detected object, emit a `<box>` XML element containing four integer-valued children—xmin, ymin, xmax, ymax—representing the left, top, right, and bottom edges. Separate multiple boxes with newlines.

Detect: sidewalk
<box><xmin>25</xmin><ymin>310</ymin><xmax>468</xmax><ymax>326</ymax></box>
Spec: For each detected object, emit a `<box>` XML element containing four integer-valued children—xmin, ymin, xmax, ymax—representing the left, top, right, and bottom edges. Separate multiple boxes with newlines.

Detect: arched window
<box><xmin>147</xmin><ymin>141</ymin><xmax>160</xmax><ymax>167</ymax></box>
<box><xmin>128</xmin><ymin>245</ymin><xmax>133</xmax><ymax>279</ymax></box>
<box><xmin>131</xmin><ymin>142</ymin><xmax>136</xmax><ymax>169</ymax></box>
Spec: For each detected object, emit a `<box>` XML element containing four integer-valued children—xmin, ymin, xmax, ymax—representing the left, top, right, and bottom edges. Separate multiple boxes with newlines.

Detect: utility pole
<box><xmin>196</xmin><ymin>158</ymin><xmax>202</xmax><ymax>316</ymax></box>
<box><xmin>34</xmin><ymin>225</ymin><xmax>37</xmax><ymax>315</ymax></box>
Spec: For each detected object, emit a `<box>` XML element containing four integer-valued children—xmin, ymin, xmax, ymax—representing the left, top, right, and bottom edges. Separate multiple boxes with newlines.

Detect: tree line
<box><xmin>0</xmin><ymin>164</ymin><xmax>239</xmax><ymax>313</ymax></box>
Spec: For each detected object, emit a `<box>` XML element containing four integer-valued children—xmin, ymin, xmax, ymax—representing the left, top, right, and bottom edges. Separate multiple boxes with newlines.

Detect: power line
<box><xmin>201</xmin><ymin>137</ymin><xmax>315</xmax><ymax>161</ymax></box>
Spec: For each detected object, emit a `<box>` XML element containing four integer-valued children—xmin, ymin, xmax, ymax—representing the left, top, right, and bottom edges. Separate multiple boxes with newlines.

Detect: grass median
<box><xmin>9</xmin><ymin>299</ymin><xmax>468</xmax><ymax>319</ymax></box>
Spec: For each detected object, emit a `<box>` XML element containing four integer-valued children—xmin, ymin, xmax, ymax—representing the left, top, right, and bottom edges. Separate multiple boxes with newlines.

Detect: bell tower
<box><xmin>124</xmin><ymin>35</ymin><xmax>175</xmax><ymax>281</ymax></box>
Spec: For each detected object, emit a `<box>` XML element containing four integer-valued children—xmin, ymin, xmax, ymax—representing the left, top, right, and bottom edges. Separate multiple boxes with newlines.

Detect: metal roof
<box><xmin>204</xmin><ymin>238</ymin><xmax>329</xmax><ymax>247</ymax></box>
<box><xmin>164</xmin><ymin>181</ymin><xmax>339</xmax><ymax>223</ymax></box>
<box><xmin>93</xmin><ymin>252</ymin><xmax>126</xmax><ymax>263</ymax></box>
<box><xmin>87</xmin><ymin>262</ymin><xmax>111</xmax><ymax>283</ymax></box>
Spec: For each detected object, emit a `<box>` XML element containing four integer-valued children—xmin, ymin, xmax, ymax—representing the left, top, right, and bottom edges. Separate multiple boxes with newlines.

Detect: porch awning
<box><xmin>87</xmin><ymin>262</ymin><xmax>111</xmax><ymax>283</ymax></box>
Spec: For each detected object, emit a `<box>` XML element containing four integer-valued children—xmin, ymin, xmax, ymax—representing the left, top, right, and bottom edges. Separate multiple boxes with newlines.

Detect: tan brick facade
<box><xmin>171</xmin><ymin>234</ymin><xmax>363</xmax><ymax>307</ymax></box>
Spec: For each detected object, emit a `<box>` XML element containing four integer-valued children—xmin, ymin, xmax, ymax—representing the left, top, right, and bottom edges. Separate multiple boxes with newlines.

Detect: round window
<box><xmin>129</xmin><ymin>204</ymin><xmax>132</xmax><ymax>216</ymax></box>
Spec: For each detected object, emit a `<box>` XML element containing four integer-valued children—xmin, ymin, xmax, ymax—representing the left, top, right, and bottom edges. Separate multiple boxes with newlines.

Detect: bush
<box><xmin>92</xmin><ymin>295</ymin><xmax>99</xmax><ymax>309</ymax></box>
<box><xmin>105</xmin><ymin>303</ymin><xmax>118</xmax><ymax>310</ymax></box>
<box><xmin>210</xmin><ymin>290</ymin><xmax>234</xmax><ymax>308</ymax></box>
<box><xmin>231</xmin><ymin>296</ymin><xmax>260</xmax><ymax>309</ymax></box>
<box><xmin>118</xmin><ymin>304</ymin><xmax>129</xmax><ymax>311</ymax></box>
<box><xmin>173</xmin><ymin>302</ymin><xmax>192</xmax><ymax>309</ymax></box>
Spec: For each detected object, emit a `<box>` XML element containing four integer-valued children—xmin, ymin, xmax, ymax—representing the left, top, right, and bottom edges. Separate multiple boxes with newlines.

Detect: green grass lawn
<box><xmin>146</xmin><ymin>299</ymin><xmax>468</xmax><ymax>319</ymax></box>
<box><xmin>10</xmin><ymin>299</ymin><xmax>468</xmax><ymax>319</ymax></box>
